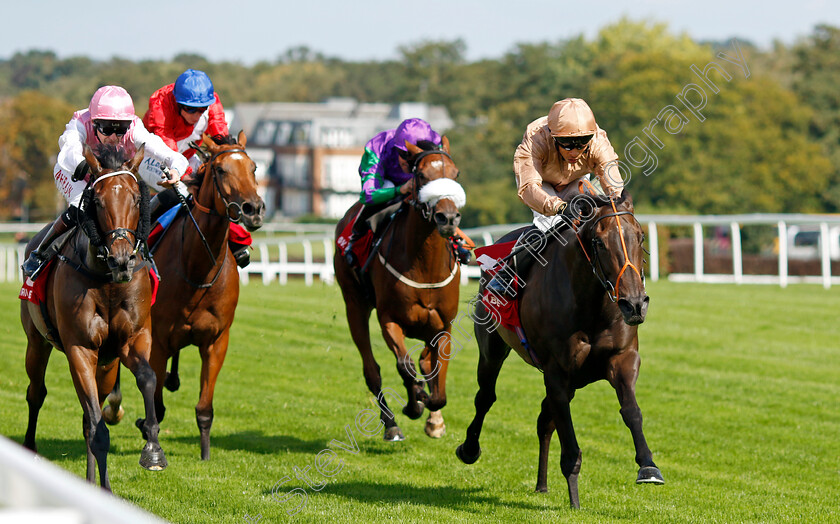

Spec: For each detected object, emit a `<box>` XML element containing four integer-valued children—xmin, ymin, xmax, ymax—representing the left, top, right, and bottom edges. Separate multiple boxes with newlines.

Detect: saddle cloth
<box><xmin>19</xmin><ymin>260</ymin><xmax>160</xmax><ymax>306</ymax></box>
<box><xmin>475</xmin><ymin>240</ymin><xmax>521</xmax><ymax>332</ymax></box>
<box><xmin>336</xmin><ymin>207</ymin><xmax>374</xmax><ymax>268</ymax></box>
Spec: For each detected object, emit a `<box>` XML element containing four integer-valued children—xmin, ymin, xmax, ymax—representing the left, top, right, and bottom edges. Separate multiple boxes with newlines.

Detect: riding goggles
<box><xmin>94</xmin><ymin>120</ymin><xmax>131</xmax><ymax>137</ymax></box>
<box><xmin>179</xmin><ymin>104</ymin><xmax>209</xmax><ymax>114</ymax></box>
<box><xmin>554</xmin><ymin>135</ymin><xmax>593</xmax><ymax>151</ymax></box>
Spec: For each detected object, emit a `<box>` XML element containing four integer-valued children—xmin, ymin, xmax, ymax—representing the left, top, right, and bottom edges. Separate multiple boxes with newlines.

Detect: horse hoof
<box><xmin>164</xmin><ymin>372</ymin><xmax>180</xmax><ymax>392</ymax></box>
<box><xmin>535</xmin><ymin>485</ymin><xmax>548</xmax><ymax>493</ymax></box>
<box><xmin>424</xmin><ymin>421</ymin><xmax>445</xmax><ymax>439</ymax></box>
<box><xmin>139</xmin><ymin>446</ymin><xmax>168</xmax><ymax>471</ymax></box>
<box><xmin>383</xmin><ymin>427</ymin><xmax>405</xmax><ymax>442</ymax></box>
<box><xmin>102</xmin><ymin>404</ymin><xmax>124</xmax><ymax>426</ymax></box>
<box><xmin>402</xmin><ymin>401</ymin><xmax>424</xmax><ymax>420</ymax></box>
<box><xmin>135</xmin><ymin>418</ymin><xmax>149</xmax><ymax>440</ymax></box>
<box><xmin>455</xmin><ymin>443</ymin><xmax>481</xmax><ymax>464</ymax></box>
<box><xmin>636</xmin><ymin>466</ymin><xmax>665</xmax><ymax>484</ymax></box>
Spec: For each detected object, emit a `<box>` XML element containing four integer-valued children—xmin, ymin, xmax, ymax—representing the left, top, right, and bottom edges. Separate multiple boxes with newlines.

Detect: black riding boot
<box><xmin>486</xmin><ymin>250</ymin><xmax>536</xmax><ymax>299</ymax></box>
<box><xmin>149</xmin><ymin>187</ymin><xmax>183</xmax><ymax>224</ymax></box>
<box><xmin>21</xmin><ymin>212</ymin><xmax>74</xmax><ymax>280</ymax></box>
<box><xmin>230</xmin><ymin>243</ymin><xmax>251</xmax><ymax>268</ymax></box>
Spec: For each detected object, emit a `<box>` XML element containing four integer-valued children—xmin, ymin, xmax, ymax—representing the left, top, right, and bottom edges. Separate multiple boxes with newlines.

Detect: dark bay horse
<box><xmin>456</xmin><ymin>191</ymin><xmax>663</xmax><ymax>508</ymax></box>
<box><xmin>130</xmin><ymin>131</ymin><xmax>265</xmax><ymax>460</ymax></box>
<box><xmin>334</xmin><ymin>138</ymin><xmax>466</xmax><ymax>441</ymax></box>
<box><xmin>21</xmin><ymin>144</ymin><xmax>166</xmax><ymax>489</ymax></box>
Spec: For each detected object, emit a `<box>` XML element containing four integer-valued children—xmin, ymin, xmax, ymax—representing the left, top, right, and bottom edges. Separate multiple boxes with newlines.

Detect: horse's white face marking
<box><xmin>430</xmin><ymin>160</ymin><xmax>444</xmax><ymax>170</ymax></box>
<box><xmin>111</xmin><ymin>184</ymin><xmax>124</xmax><ymax>194</ymax></box>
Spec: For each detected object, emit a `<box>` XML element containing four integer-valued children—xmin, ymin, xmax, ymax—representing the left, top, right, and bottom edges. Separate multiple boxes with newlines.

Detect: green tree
<box><xmin>0</xmin><ymin>91</ymin><xmax>73</xmax><ymax>220</ymax></box>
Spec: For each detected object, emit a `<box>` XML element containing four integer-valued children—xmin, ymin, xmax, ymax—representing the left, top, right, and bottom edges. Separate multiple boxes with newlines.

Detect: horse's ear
<box><xmin>237</xmin><ymin>130</ymin><xmax>247</xmax><ymax>148</ymax></box>
<box><xmin>83</xmin><ymin>145</ymin><xmax>101</xmax><ymax>175</ymax></box>
<box><xmin>441</xmin><ymin>135</ymin><xmax>450</xmax><ymax>154</ymax></box>
<box><xmin>405</xmin><ymin>141</ymin><xmax>422</xmax><ymax>156</ymax></box>
<box><xmin>201</xmin><ymin>132</ymin><xmax>216</xmax><ymax>151</ymax></box>
<box><xmin>128</xmin><ymin>144</ymin><xmax>145</xmax><ymax>173</ymax></box>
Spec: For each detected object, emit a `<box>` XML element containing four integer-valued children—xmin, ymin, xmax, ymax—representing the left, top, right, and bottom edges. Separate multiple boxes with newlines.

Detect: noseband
<box><xmin>408</xmin><ymin>148</ymin><xmax>455</xmax><ymax>221</ymax></box>
<box><xmin>193</xmin><ymin>148</ymin><xmax>248</xmax><ymax>223</ymax></box>
<box><xmin>575</xmin><ymin>201</ymin><xmax>645</xmax><ymax>302</ymax></box>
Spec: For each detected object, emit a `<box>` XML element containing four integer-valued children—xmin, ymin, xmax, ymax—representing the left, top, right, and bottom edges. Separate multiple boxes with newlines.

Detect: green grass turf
<box><xmin>1</xmin><ymin>280</ymin><xmax>839</xmax><ymax>523</ymax></box>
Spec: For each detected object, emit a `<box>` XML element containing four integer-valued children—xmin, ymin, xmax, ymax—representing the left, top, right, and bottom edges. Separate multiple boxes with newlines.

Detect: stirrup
<box><xmin>21</xmin><ymin>252</ymin><xmax>46</xmax><ymax>280</ymax></box>
<box><xmin>232</xmin><ymin>247</ymin><xmax>250</xmax><ymax>268</ymax></box>
<box><xmin>486</xmin><ymin>273</ymin><xmax>513</xmax><ymax>297</ymax></box>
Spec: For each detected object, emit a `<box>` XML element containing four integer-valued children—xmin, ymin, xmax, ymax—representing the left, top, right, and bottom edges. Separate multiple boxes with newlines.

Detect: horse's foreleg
<box><xmin>380</xmin><ymin>320</ymin><xmax>426</xmax><ymax>421</ymax></box>
<box><xmin>66</xmin><ymin>346</ymin><xmax>111</xmax><ymax>490</ymax></box>
<box><xmin>535</xmin><ymin>396</ymin><xmax>556</xmax><ymax>492</ymax></box>
<box><xmin>607</xmin><ymin>350</ymin><xmax>664</xmax><ymax>485</ymax></box>
<box><xmin>196</xmin><ymin>330</ymin><xmax>230</xmax><ymax>460</ymax></box>
<box><xmin>418</xmin><ymin>338</ymin><xmax>450</xmax><ymax>438</ymax></box>
<box><xmin>122</xmin><ymin>336</ymin><xmax>168</xmax><ymax>471</ymax></box>
<box><xmin>544</xmin><ymin>373</ymin><xmax>581</xmax><ymax>509</ymax></box>
<box><xmin>456</xmin><ymin>321</ymin><xmax>509</xmax><ymax>465</ymax></box>
<box><xmin>23</xmin><ymin>325</ymin><xmax>52</xmax><ymax>452</ymax></box>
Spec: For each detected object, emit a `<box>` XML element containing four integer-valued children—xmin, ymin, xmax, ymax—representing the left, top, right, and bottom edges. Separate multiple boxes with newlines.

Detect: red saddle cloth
<box><xmin>474</xmin><ymin>240</ymin><xmax>521</xmax><ymax>332</ymax></box>
<box><xmin>336</xmin><ymin>208</ymin><xmax>373</xmax><ymax>267</ymax></box>
<box><xmin>19</xmin><ymin>260</ymin><xmax>160</xmax><ymax>306</ymax></box>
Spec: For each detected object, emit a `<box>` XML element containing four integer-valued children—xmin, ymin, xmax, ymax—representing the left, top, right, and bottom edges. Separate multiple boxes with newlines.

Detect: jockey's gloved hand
<box><xmin>554</xmin><ymin>199</ymin><xmax>568</xmax><ymax>215</ymax></box>
<box><xmin>72</xmin><ymin>160</ymin><xmax>89</xmax><ymax>182</ymax></box>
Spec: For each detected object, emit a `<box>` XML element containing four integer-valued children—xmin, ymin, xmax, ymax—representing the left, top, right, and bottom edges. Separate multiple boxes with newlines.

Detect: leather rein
<box><xmin>573</xmin><ymin>199</ymin><xmax>645</xmax><ymax>302</ymax></box>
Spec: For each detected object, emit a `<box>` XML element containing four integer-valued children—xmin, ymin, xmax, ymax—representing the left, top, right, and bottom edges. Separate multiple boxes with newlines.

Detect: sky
<box><xmin>4</xmin><ymin>1</ymin><xmax>839</xmax><ymax>64</ymax></box>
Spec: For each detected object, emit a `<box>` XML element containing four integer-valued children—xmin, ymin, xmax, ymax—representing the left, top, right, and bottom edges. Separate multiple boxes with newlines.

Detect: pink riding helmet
<box><xmin>89</xmin><ymin>86</ymin><xmax>135</xmax><ymax>121</ymax></box>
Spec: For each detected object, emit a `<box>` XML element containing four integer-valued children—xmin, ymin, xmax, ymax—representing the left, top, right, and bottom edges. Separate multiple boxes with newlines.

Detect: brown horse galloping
<box><xmin>128</xmin><ymin>131</ymin><xmax>265</xmax><ymax>460</ymax></box>
<box><xmin>334</xmin><ymin>138</ymin><xmax>466</xmax><ymax>441</ymax></box>
<box><xmin>456</xmin><ymin>191</ymin><xmax>663</xmax><ymax>508</ymax></box>
<box><xmin>21</xmin><ymin>144</ymin><xmax>166</xmax><ymax>490</ymax></box>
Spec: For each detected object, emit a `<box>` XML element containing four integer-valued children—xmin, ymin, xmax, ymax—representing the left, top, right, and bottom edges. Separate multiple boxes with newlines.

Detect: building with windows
<box><xmin>229</xmin><ymin>98</ymin><xmax>453</xmax><ymax>219</ymax></box>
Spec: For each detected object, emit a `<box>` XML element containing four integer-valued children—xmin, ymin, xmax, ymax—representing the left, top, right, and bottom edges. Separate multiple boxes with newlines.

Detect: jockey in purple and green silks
<box><xmin>358</xmin><ymin>117</ymin><xmax>441</xmax><ymax>204</ymax></box>
<box><xmin>344</xmin><ymin>117</ymin><xmax>442</xmax><ymax>266</ymax></box>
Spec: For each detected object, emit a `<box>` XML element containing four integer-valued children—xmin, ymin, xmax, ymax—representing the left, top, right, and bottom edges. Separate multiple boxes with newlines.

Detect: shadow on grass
<box><xmin>4</xmin><ymin>435</ymin><xmax>148</xmax><ymax>461</ymax></box>
<box><xmin>262</xmin><ymin>480</ymin><xmax>556</xmax><ymax>513</ymax></box>
<box><xmin>168</xmin><ymin>430</ymin><xmax>329</xmax><ymax>455</ymax></box>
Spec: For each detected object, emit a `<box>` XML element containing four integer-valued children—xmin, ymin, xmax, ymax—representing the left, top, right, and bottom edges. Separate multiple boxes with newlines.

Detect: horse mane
<box><xmin>92</xmin><ymin>144</ymin><xmax>129</xmax><ymax>170</ymax></box>
<box><xmin>185</xmin><ymin>134</ymin><xmax>238</xmax><ymax>189</ymax></box>
<box><xmin>211</xmin><ymin>134</ymin><xmax>237</xmax><ymax>145</ymax></box>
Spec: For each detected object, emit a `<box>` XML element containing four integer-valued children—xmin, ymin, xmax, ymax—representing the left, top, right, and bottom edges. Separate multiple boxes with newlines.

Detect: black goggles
<box><xmin>94</xmin><ymin>121</ymin><xmax>131</xmax><ymax>136</ymax></box>
<box><xmin>179</xmin><ymin>104</ymin><xmax>208</xmax><ymax>114</ymax></box>
<box><xmin>554</xmin><ymin>135</ymin><xmax>593</xmax><ymax>151</ymax></box>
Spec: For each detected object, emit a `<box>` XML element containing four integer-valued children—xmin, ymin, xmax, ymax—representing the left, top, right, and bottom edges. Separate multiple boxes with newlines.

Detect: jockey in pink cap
<box><xmin>21</xmin><ymin>85</ymin><xmax>189</xmax><ymax>279</ymax></box>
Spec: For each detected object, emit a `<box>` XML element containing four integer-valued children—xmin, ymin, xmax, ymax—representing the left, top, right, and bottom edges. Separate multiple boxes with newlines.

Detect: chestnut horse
<box><xmin>21</xmin><ymin>144</ymin><xmax>166</xmax><ymax>489</ymax></box>
<box><xmin>123</xmin><ymin>132</ymin><xmax>265</xmax><ymax>460</ymax></box>
<box><xmin>334</xmin><ymin>138</ymin><xmax>466</xmax><ymax>441</ymax></box>
<box><xmin>456</xmin><ymin>191</ymin><xmax>664</xmax><ymax>508</ymax></box>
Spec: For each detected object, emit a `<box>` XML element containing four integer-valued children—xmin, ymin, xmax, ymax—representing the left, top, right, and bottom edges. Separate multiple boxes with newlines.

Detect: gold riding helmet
<box><xmin>547</xmin><ymin>98</ymin><xmax>597</xmax><ymax>151</ymax></box>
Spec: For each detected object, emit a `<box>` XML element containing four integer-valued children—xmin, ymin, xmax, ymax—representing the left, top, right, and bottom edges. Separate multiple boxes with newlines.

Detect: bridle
<box><xmin>575</xmin><ymin>200</ymin><xmax>646</xmax><ymax>302</ymax></box>
<box><xmin>86</xmin><ymin>169</ymin><xmax>146</xmax><ymax>261</ymax></box>
<box><xmin>191</xmin><ymin>148</ymin><xmax>248</xmax><ymax>223</ymax></box>
<box><xmin>407</xmin><ymin>147</ymin><xmax>455</xmax><ymax>222</ymax></box>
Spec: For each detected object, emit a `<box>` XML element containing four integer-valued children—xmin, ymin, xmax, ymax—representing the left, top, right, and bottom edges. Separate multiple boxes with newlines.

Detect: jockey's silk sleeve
<box><xmin>359</xmin><ymin>146</ymin><xmax>400</xmax><ymax>205</ymax></box>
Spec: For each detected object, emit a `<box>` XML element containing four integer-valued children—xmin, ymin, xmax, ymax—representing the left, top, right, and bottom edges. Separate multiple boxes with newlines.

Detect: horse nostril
<box><xmin>242</xmin><ymin>202</ymin><xmax>254</xmax><ymax>215</ymax></box>
<box><xmin>434</xmin><ymin>212</ymin><xmax>448</xmax><ymax>226</ymax></box>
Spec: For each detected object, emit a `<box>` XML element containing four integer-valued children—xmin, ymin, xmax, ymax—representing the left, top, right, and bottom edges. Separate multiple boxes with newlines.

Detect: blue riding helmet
<box><xmin>173</xmin><ymin>69</ymin><xmax>215</xmax><ymax>107</ymax></box>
